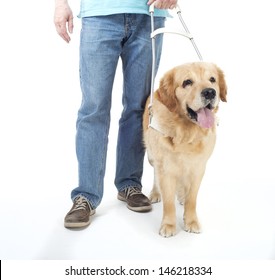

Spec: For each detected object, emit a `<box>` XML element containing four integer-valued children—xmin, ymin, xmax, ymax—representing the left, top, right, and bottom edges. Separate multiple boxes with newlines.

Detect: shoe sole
<box><xmin>117</xmin><ymin>194</ymin><xmax>152</xmax><ymax>212</ymax></box>
<box><xmin>64</xmin><ymin>209</ymin><xmax>96</xmax><ymax>229</ymax></box>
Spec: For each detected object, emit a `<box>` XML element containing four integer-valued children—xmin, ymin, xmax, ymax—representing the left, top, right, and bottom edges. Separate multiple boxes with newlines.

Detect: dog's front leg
<box><xmin>159</xmin><ymin>175</ymin><xmax>177</xmax><ymax>237</ymax></box>
<box><xmin>183</xmin><ymin>180</ymin><xmax>201</xmax><ymax>234</ymax></box>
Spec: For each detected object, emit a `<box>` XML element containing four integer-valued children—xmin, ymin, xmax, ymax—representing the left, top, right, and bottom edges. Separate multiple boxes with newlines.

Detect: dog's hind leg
<box><xmin>149</xmin><ymin>168</ymin><xmax>162</xmax><ymax>203</ymax></box>
<box><xmin>177</xmin><ymin>187</ymin><xmax>186</xmax><ymax>205</ymax></box>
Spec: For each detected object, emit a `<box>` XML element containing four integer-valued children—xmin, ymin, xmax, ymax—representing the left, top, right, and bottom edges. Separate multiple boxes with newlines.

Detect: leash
<box><xmin>149</xmin><ymin>3</ymin><xmax>203</xmax><ymax>131</ymax></box>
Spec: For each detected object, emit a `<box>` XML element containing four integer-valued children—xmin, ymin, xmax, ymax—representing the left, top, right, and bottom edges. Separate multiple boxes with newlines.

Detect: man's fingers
<box><xmin>148</xmin><ymin>0</ymin><xmax>177</xmax><ymax>9</ymax></box>
<box><xmin>68</xmin><ymin>16</ymin><xmax>74</xmax><ymax>34</ymax></box>
<box><xmin>54</xmin><ymin>19</ymin><xmax>71</xmax><ymax>43</ymax></box>
<box><xmin>61</xmin><ymin>26</ymin><xmax>71</xmax><ymax>43</ymax></box>
<box><xmin>55</xmin><ymin>23</ymin><xmax>70</xmax><ymax>43</ymax></box>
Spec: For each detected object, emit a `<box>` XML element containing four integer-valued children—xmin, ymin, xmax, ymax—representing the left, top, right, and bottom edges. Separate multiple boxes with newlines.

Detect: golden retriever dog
<box><xmin>143</xmin><ymin>62</ymin><xmax>227</xmax><ymax>237</ymax></box>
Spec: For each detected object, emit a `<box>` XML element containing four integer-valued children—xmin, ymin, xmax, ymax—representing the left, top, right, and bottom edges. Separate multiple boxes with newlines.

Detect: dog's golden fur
<box><xmin>143</xmin><ymin>62</ymin><xmax>227</xmax><ymax>237</ymax></box>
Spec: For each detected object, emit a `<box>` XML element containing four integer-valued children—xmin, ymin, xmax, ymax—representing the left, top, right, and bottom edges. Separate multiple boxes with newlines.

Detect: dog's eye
<box><xmin>182</xmin><ymin>79</ymin><xmax>193</xmax><ymax>88</ymax></box>
<box><xmin>210</xmin><ymin>77</ymin><xmax>216</xmax><ymax>83</ymax></box>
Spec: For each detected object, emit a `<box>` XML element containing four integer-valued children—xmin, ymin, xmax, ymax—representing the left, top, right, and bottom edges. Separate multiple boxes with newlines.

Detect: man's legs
<box><xmin>65</xmin><ymin>14</ymin><xmax>165</xmax><ymax>227</ymax></box>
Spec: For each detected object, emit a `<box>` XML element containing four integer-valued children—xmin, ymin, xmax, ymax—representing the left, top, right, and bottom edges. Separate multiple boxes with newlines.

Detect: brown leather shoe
<box><xmin>64</xmin><ymin>196</ymin><xmax>95</xmax><ymax>228</ymax></box>
<box><xmin>117</xmin><ymin>187</ymin><xmax>152</xmax><ymax>212</ymax></box>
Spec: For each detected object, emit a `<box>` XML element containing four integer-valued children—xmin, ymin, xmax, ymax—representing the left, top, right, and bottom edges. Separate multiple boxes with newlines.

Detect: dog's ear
<box><xmin>156</xmin><ymin>69</ymin><xmax>178</xmax><ymax>112</ymax></box>
<box><xmin>217</xmin><ymin>67</ymin><xmax>227</xmax><ymax>102</ymax></box>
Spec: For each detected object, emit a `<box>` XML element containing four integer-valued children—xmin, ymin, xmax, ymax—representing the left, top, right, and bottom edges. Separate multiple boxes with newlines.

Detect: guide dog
<box><xmin>143</xmin><ymin>62</ymin><xmax>227</xmax><ymax>237</ymax></box>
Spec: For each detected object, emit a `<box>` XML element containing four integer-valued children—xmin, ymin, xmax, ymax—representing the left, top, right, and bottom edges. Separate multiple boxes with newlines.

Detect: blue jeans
<box><xmin>71</xmin><ymin>14</ymin><xmax>165</xmax><ymax>209</ymax></box>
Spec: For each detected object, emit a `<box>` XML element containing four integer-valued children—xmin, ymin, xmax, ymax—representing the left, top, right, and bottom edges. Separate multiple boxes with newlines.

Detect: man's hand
<box><xmin>147</xmin><ymin>0</ymin><xmax>178</xmax><ymax>9</ymax></box>
<box><xmin>54</xmin><ymin>1</ymin><xmax>74</xmax><ymax>43</ymax></box>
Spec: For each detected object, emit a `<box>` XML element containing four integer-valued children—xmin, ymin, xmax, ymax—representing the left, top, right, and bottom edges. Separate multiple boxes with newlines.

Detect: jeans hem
<box><xmin>118</xmin><ymin>184</ymin><xmax>142</xmax><ymax>193</ymax></box>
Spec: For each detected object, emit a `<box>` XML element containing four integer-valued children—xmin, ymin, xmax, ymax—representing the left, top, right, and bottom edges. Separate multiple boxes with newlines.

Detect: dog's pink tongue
<box><xmin>197</xmin><ymin>108</ymin><xmax>215</xmax><ymax>128</ymax></box>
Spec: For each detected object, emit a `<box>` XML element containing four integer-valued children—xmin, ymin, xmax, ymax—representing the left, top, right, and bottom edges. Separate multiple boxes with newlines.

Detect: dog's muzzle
<box><xmin>187</xmin><ymin>88</ymin><xmax>217</xmax><ymax>129</ymax></box>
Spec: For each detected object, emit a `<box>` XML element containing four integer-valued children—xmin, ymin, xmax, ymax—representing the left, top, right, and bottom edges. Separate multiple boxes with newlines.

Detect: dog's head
<box><xmin>156</xmin><ymin>62</ymin><xmax>227</xmax><ymax>129</ymax></box>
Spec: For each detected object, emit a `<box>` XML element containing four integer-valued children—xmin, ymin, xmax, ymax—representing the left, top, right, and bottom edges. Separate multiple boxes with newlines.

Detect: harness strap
<box><xmin>148</xmin><ymin>114</ymin><xmax>165</xmax><ymax>135</ymax></box>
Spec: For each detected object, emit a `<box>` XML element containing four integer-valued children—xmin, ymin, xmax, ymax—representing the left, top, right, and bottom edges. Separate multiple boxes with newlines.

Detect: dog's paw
<box><xmin>159</xmin><ymin>224</ymin><xmax>176</xmax><ymax>237</ymax></box>
<box><xmin>150</xmin><ymin>192</ymin><xmax>161</xmax><ymax>203</ymax></box>
<box><xmin>183</xmin><ymin>220</ymin><xmax>201</xmax><ymax>234</ymax></box>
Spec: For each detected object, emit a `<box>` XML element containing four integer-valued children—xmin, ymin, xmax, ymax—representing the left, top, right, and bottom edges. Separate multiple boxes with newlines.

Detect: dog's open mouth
<box><xmin>187</xmin><ymin>104</ymin><xmax>215</xmax><ymax>128</ymax></box>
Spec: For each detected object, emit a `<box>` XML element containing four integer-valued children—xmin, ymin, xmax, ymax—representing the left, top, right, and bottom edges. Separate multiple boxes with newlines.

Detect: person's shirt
<box><xmin>78</xmin><ymin>0</ymin><xmax>169</xmax><ymax>18</ymax></box>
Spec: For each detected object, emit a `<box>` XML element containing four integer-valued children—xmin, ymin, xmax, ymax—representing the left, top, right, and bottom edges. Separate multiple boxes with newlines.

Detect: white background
<box><xmin>0</xmin><ymin>0</ymin><xmax>275</xmax><ymax>265</ymax></box>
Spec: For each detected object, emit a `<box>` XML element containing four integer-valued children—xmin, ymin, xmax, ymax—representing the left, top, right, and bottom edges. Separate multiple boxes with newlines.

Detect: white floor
<box><xmin>0</xmin><ymin>1</ymin><xmax>275</xmax><ymax>261</ymax></box>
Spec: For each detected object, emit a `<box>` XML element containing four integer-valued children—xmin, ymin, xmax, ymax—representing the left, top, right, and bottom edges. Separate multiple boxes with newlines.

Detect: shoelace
<box><xmin>125</xmin><ymin>187</ymin><xmax>142</xmax><ymax>198</ymax></box>
<box><xmin>72</xmin><ymin>196</ymin><xmax>91</xmax><ymax>212</ymax></box>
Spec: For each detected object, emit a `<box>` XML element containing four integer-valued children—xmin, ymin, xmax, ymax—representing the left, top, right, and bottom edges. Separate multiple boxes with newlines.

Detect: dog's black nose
<box><xmin>201</xmin><ymin>88</ymin><xmax>216</xmax><ymax>100</ymax></box>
